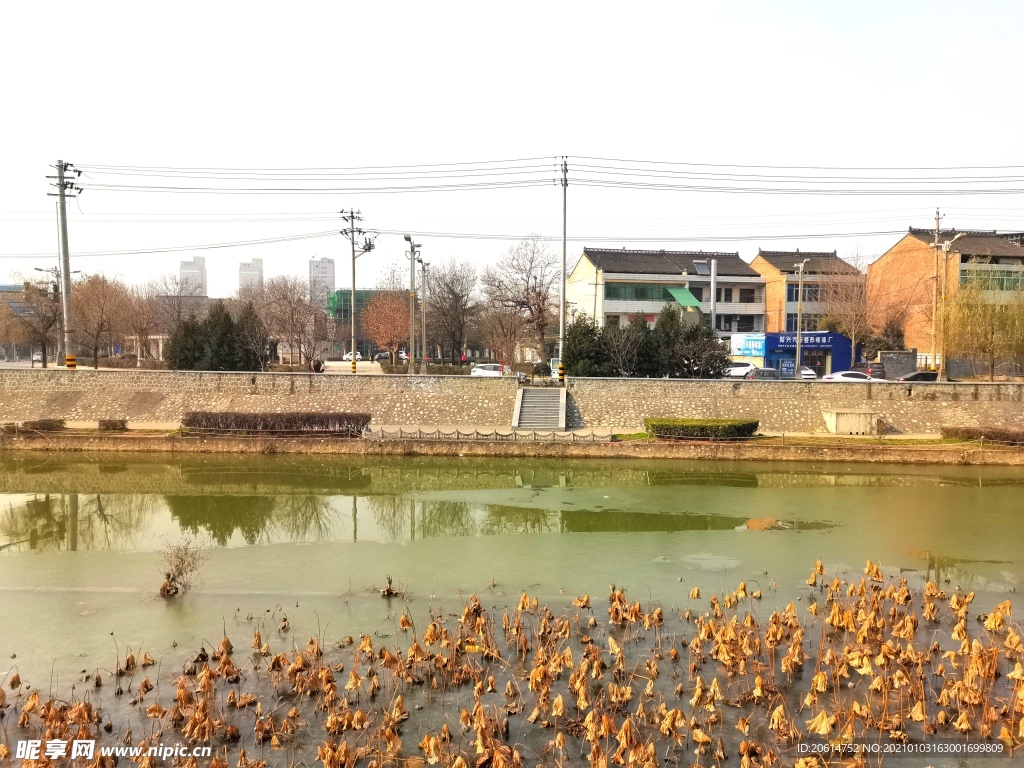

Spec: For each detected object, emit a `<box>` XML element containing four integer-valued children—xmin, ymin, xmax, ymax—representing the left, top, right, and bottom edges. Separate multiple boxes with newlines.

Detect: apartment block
<box><xmin>749</xmin><ymin>250</ymin><xmax>860</xmax><ymax>333</ymax></box>
<box><xmin>179</xmin><ymin>256</ymin><xmax>208</xmax><ymax>296</ymax></box>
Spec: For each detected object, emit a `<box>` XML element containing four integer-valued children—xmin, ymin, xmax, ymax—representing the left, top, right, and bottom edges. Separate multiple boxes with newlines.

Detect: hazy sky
<box><xmin>3</xmin><ymin>1</ymin><xmax>1023</xmax><ymax>297</ymax></box>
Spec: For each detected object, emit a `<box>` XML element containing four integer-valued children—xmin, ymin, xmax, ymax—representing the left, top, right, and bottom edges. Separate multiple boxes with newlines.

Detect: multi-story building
<box><xmin>239</xmin><ymin>258</ymin><xmax>264</xmax><ymax>291</ymax></box>
<box><xmin>179</xmin><ymin>256</ymin><xmax>208</xmax><ymax>296</ymax></box>
<box><xmin>309</xmin><ymin>257</ymin><xmax>335</xmax><ymax>311</ymax></box>
<box><xmin>867</xmin><ymin>228</ymin><xmax>1024</xmax><ymax>361</ymax></box>
<box><xmin>749</xmin><ymin>250</ymin><xmax>860</xmax><ymax>333</ymax></box>
<box><xmin>566</xmin><ymin>248</ymin><xmax>766</xmax><ymax>337</ymax></box>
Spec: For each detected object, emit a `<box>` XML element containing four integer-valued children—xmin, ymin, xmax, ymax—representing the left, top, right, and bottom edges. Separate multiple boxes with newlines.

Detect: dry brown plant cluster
<box><xmin>2</xmin><ymin>560</ymin><xmax>1022</xmax><ymax>768</ymax></box>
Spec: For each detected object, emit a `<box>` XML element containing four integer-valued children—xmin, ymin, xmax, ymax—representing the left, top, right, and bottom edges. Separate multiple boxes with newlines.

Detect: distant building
<box><xmin>239</xmin><ymin>258</ymin><xmax>264</xmax><ymax>291</ymax></box>
<box><xmin>867</xmin><ymin>228</ymin><xmax>1024</xmax><ymax>361</ymax></box>
<box><xmin>749</xmin><ymin>250</ymin><xmax>860</xmax><ymax>333</ymax></box>
<box><xmin>309</xmin><ymin>257</ymin><xmax>335</xmax><ymax>310</ymax></box>
<box><xmin>179</xmin><ymin>256</ymin><xmax>208</xmax><ymax>296</ymax></box>
<box><xmin>566</xmin><ymin>248</ymin><xmax>765</xmax><ymax>337</ymax></box>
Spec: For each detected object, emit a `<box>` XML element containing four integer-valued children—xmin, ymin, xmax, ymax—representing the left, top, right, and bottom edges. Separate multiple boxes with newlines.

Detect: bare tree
<box><xmin>476</xmin><ymin>303</ymin><xmax>527</xmax><ymax>366</ymax></box>
<box><xmin>602</xmin><ymin>316</ymin><xmax>646</xmax><ymax>376</ymax></box>
<box><xmin>0</xmin><ymin>280</ymin><xmax>62</xmax><ymax>366</ymax></box>
<box><xmin>427</xmin><ymin>258</ymin><xmax>478</xmax><ymax>362</ymax></box>
<box><xmin>123</xmin><ymin>285</ymin><xmax>159</xmax><ymax>365</ymax></box>
<box><xmin>481</xmin><ymin>236</ymin><xmax>557</xmax><ymax>359</ymax></box>
<box><xmin>73</xmin><ymin>275</ymin><xmax>129</xmax><ymax>368</ymax></box>
<box><xmin>149</xmin><ymin>273</ymin><xmax>206</xmax><ymax>334</ymax></box>
<box><xmin>264</xmin><ymin>276</ymin><xmax>309</xmax><ymax>364</ymax></box>
<box><xmin>815</xmin><ymin>254</ymin><xmax>871</xmax><ymax>358</ymax></box>
<box><xmin>943</xmin><ymin>280</ymin><xmax>1024</xmax><ymax>381</ymax></box>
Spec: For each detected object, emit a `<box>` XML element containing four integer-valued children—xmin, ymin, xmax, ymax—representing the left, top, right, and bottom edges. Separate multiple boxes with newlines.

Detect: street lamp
<box><xmin>934</xmin><ymin>232</ymin><xmax>966</xmax><ymax>381</ymax></box>
<box><xmin>793</xmin><ymin>259</ymin><xmax>809</xmax><ymax>379</ymax></box>
<box><xmin>417</xmin><ymin>258</ymin><xmax>430</xmax><ymax>375</ymax></box>
<box><xmin>403</xmin><ymin>235</ymin><xmax>421</xmax><ymax>372</ymax></box>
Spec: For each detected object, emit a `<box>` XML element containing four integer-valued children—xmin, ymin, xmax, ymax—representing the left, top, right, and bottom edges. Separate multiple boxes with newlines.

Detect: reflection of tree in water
<box><xmin>418</xmin><ymin>501</ymin><xmax>477</xmax><ymax>539</ymax></box>
<box><xmin>367</xmin><ymin>495</ymin><xmax>410</xmax><ymax>542</ymax></box>
<box><xmin>0</xmin><ymin>494</ymin><xmax>156</xmax><ymax>552</ymax></box>
<box><xmin>479</xmin><ymin>505</ymin><xmax>555</xmax><ymax>535</ymax></box>
<box><xmin>165</xmin><ymin>495</ymin><xmax>276</xmax><ymax>546</ymax></box>
<box><xmin>271</xmin><ymin>495</ymin><xmax>338</xmax><ymax>541</ymax></box>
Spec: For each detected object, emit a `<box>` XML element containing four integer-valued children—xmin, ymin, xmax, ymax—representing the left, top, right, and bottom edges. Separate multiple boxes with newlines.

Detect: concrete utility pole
<box><xmin>794</xmin><ymin>259</ymin><xmax>809</xmax><ymax>379</ymax></box>
<box><xmin>935</xmin><ymin>231</ymin><xmax>965</xmax><ymax>382</ymax></box>
<box><xmin>404</xmin><ymin>235</ymin><xmax>421</xmax><ymax>371</ymax></box>
<box><xmin>558</xmin><ymin>157</ymin><xmax>568</xmax><ymax>384</ymax></box>
<box><xmin>341</xmin><ymin>210</ymin><xmax>375</xmax><ymax>374</ymax></box>
<box><xmin>418</xmin><ymin>259</ymin><xmax>429</xmax><ymax>374</ymax></box>
<box><xmin>930</xmin><ymin>208</ymin><xmax>940</xmax><ymax>371</ymax></box>
<box><xmin>47</xmin><ymin>160</ymin><xmax>81</xmax><ymax>369</ymax></box>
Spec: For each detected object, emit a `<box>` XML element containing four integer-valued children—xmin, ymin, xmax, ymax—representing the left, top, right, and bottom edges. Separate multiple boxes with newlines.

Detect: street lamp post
<box><xmin>403</xmin><ymin>235</ymin><xmax>421</xmax><ymax>372</ymax></box>
<box><xmin>793</xmin><ymin>259</ymin><xmax>809</xmax><ymax>379</ymax></box>
<box><xmin>418</xmin><ymin>259</ymin><xmax>429</xmax><ymax>375</ymax></box>
<box><xmin>342</xmin><ymin>211</ymin><xmax>376</xmax><ymax>374</ymax></box>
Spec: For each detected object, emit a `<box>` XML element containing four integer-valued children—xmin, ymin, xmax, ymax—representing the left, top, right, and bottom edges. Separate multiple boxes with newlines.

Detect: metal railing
<box><xmin>363</xmin><ymin>427</ymin><xmax>607</xmax><ymax>443</ymax></box>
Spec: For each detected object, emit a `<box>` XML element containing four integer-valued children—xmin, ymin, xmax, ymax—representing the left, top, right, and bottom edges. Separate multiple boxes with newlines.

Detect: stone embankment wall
<box><xmin>0</xmin><ymin>370</ymin><xmax>517</xmax><ymax>426</ymax></box>
<box><xmin>566</xmin><ymin>378</ymin><xmax>1024</xmax><ymax>433</ymax></box>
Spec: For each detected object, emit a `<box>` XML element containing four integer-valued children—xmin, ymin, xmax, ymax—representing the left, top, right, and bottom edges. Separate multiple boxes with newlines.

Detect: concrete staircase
<box><xmin>513</xmin><ymin>388</ymin><xmax>565</xmax><ymax>430</ymax></box>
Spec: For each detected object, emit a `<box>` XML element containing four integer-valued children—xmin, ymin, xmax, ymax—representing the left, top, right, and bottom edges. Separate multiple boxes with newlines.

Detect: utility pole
<box><xmin>558</xmin><ymin>157</ymin><xmax>568</xmax><ymax>384</ymax></box>
<box><xmin>404</xmin><ymin>235</ymin><xmax>421</xmax><ymax>372</ymax></box>
<box><xmin>47</xmin><ymin>160</ymin><xmax>82</xmax><ymax>369</ymax></box>
<box><xmin>341</xmin><ymin>210</ymin><xmax>375</xmax><ymax>374</ymax></box>
<box><xmin>934</xmin><ymin>231</ymin><xmax>965</xmax><ymax>382</ymax></box>
<box><xmin>794</xmin><ymin>259</ymin><xmax>809</xmax><ymax>379</ymax></box>
<box><xmin>930</xmin><ymin>208</ymin><xmax>940</xmax><ymax>371</ymax></box>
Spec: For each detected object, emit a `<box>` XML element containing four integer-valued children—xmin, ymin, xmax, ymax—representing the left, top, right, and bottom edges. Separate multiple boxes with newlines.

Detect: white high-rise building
<box><xmin>179</xmin><ymin>256</ymin><xmax>208</xmax><ymax>296</ymax></box>
<box><xmin>309</xmin><ymin>257</ymin><xmax>335</xmax><ymax>310</ymax></box>
<box><xmin>239</xmin><ymin>258</ymin><xmax>264</xmax><ymax>291</ymax></box>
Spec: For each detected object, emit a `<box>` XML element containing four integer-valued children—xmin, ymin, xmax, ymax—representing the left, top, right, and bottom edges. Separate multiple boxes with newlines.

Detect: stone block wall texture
<box><xmin>0</xmin><ymin>370</ymin><xmax>518</xmax><ymax>427</ymax></box>
<box><xmin>566</xmin><ymin>377</ymin><xmax>1024</xmax><ymax>433</ymax></box>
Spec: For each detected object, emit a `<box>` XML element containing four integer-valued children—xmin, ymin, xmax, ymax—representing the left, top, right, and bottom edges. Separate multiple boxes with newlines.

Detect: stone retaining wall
<box><xmin>566</xmin><ymin>378</ymin><xmax>1024</xmax><ymax>433</ymax></box>
<box><xmin>0</xmin><ymin>370</ymin><xmax>517</xmax><ymax>426</ymax></box>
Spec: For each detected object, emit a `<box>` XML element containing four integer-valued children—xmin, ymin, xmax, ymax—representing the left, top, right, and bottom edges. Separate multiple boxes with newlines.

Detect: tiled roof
<box><xmin>753</xmin><ymin>250</ymin><xmax>860</xmax><ymax>275</ymax></box>
<box><xmin>907</xmin><ymin>228</ymin><xmax>1024</xmax><ymax>258</ymax></box>
<box><xmin>582</xmin><ymin>248</ymin><xmax>758</xmax><ymax>277</ymax></box>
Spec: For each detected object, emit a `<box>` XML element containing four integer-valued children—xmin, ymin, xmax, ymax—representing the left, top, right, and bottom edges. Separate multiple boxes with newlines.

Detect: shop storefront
<box><xmin>765</xmin><ymin>331</ymin><xmax>854</xmax><ymax>377</ymax></box>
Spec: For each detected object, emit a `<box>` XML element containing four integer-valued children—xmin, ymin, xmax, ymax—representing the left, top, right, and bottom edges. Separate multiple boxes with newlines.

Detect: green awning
<box><xmin>667</xmin><ymin>286</ymin><xmax>701</xmax><ymax>308</ymax></box>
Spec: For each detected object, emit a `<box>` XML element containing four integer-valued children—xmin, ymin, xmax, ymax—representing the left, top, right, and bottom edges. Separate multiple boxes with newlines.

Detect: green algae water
<box><xmin>1</xmin><ymin>453</ymin><xmax>1022</xmax><ymax>765</ymax></box>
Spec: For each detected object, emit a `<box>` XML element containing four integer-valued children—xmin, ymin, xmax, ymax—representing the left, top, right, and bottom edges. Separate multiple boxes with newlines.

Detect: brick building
<box><xmin>749</xmin><ymin>250</ymin><xmax>860</xmax><ymax>333</ymax></box>
<box><xmin>867</xmin><ymin>228</ymin><xmax>1024</xmax><ymax>362</ymax></box>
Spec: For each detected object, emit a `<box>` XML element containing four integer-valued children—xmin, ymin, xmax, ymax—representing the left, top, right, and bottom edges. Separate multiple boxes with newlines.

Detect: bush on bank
<box><xmin>181</xmin><ymin>411</ymin><xmax>371</xmax><ymax>437</ymax></box>
<box><xmin>644</xmin><ymin>418</ymin><xmax>760</xmax><ymax>439</ymax></box>
<box><xmin>98</xmin><ymin>419</ymin><xmax>128</xmax><ymax>432</ymax></box>
<box><xmin>20</xmin><ymin>418</ymin><xmax>66</xmax><ymax>432</ymax></box>
<box><xmin>941</xmin><ymin>426</ymin><xmax>1024</xmax><ymax>445</ymax></box>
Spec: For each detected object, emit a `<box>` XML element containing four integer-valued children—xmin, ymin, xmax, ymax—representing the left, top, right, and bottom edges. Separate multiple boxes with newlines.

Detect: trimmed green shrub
<box><xmin>98</xmin><ymin>419</ymin><xmax>128</xmax><ymax>432</ymax></box>
<box><xmin>643</xmin><ymin>418</ymin><xmax>759</xmax><ymax>440</ymax></box>
<box><xmin>380</xmin><ymin>362</ymin><xmax>471</xmax><ymax>375</ymax></box>
<box><xmin>21</xmin><ymin>418</ymin><xmax>66</xmax><ymax>431</ymax></box>
<box><xmin>941</xmin><ymin>426</ymin><xmax>1024</xmax><ymax>446</ymax></box>
<box><xmin>181</xmin><ymin>411</ymin><xmax>371</xmax><ymax>437</ymax></box>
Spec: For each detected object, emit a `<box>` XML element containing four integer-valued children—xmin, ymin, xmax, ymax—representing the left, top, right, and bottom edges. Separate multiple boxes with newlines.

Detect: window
<box><xmin>786</xmin><ymin>313</ymin><xmax>824</xmax><ymax>332</ymax></box>
<box><xmin>960</xmin><ymin>267</ymin><xmax>1024</xmax><ymax>291</ymax></box>
<box><xmin>738</xmin><ymin>288</ymin><xmax>756</xmax><ymax>303</ymax></box>
<box><xmin>716</xmin><ymin>287</ymin><xmax>733</xmax><ymax>303</ymax></box>
<box><xmin>736</xmin><ymin>316</ymin><xmax>756</xmax><ymax>332</ymax></box>
<box><xmin>786</xmin><ymin>283</ymin><xmax>820</xmax><ymax>303</ymax></box>
<box><xmin>604</xmin><ymin>314</ymin><xmax>620</xmax><ymax>328</ymax></box>
<box><xmin>604</xmin><ymin>283</ymin><xmax>681</xmax><ymax>302</ymax></box>
<box><xmin>689</xmin><ymin>286</ymin><xmax>703</xmax><ymax>302</ymax></box>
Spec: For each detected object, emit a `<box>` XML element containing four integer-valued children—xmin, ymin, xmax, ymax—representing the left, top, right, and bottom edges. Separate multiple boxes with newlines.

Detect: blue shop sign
<box><xmin>768</xmin><ymin>332</ymin><xmax>838</xmax><ymax>350</ymax></box>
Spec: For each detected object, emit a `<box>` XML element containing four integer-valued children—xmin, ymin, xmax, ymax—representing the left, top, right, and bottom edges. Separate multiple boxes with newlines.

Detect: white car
<box><xmin>470</xmin><ymin>363</ymin><xmax>503</xmax><ymax>378</ymax></box>
<box><xmin>342</xmin><ymin>351</ymin><xmax>363</xmax><ymax>361</ymax></box>
<box><xmin>822</xmin><ymin>370</ymin><xmax>885</xmax><ymax>382</ymax></box>
<box><xmin>799</xmin><ymin>366</ymin><xmax>817</xmax><ymax>380</ymax></box>
<box><xmin>32</xmin><ymin>352</ymin><xmax>43</xmax><ymax>363</ymax></box>
<box><xmin>725</xmin><ymin>362</ymin><xmax>756</xmax><ymax>378</ymax></box>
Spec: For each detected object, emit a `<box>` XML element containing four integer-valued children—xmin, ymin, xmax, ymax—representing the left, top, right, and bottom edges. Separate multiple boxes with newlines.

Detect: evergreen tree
<box><xmin>676</xmin><ymin>318</ymin><xmax>730</xmax><ymax>378</ymax></box>
<box><xmin>652</xmin><ymin>305</ymin><xmax>685</xmax><ymax>376</ymax></box>
<box><xmin>235</xmin><ymin>301</ymin><xmax>269</xmax><ymax>371</ymax></box>
<box><xmin>200</xmin><ymin>300</ymin><xmax>241</xmax><ymax>371</ymax></box>
<box><xmin>562</xmin><ymin>314</ymin><xmax>613</xmax><ymax>377</ymax></box>
<box><xmin>166</xmin><ymin>316</ymin><xmax>204</xmax><ymax>370</ymax></box>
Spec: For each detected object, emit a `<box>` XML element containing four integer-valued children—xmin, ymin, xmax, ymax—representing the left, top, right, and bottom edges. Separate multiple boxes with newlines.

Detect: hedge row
<box><xmin>181</xmin><ymin>411</ymin><xmax>371</xmax><ymax>437</ymax></box>
<box><xmin>380</xmin><ymin>362</ymin><xmax>472</xmax><ymax>375</ymax></box>
<box><xmin>941</xmin><ymin>426</ymin><xmax>1024</xmax><ymax>446</ymax></box>
<box><xmin>644</xmin><ymin>418</ymin><xmax>760</xmax><ymax>440</ymax></box>
<box><xmin>98</xmin><ymin>357</ymin><xmax>169</xmax><ymax>370</ymax></box>
<box><xmin>21</xmin><ymin>419</ymin><xmax>66</xmax><ymax>432</ymax></box>
<box><xmin>98</xmin><ymin>419</ymin><xmax>128</xmax><ymax>432</ymax></box>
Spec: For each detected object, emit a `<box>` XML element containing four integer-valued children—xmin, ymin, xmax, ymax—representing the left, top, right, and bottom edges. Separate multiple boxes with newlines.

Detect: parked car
<box><xmin>725</xmin><ymin>361</ymin><xmax>757</xmax><ymax>378</ymax></box>
<box><xmin>822</xmin><ymin>370</ymin><xmax>885</xmax><ymax>382</ymax></box>
<box><xmin>398</xmin><ymin>351</ymin><xmax>409</xmax><ymax>361</ymax></box>
<box><xmin>895</xmin><ymin>371</ymin><xmax>937</xmax><ymax>382</ymax></box>
<box><xmin>342</xmin><ymin>351</ymin><xmax>363</xmax><ymax>361</ymax></box>
<box><xmin>31</xmin><ymin>352</ymin><xmax>42</xmax><ymax>363</ymax></box>
<box><xmin>744</xmin><ymin>368</ymin><xmax>780</xmax><ymax>380</ymax></box>
<box><xmin>851</xmin><ymin>362</ymin><xmax>887</xmax><ymax>379</ymax></box>
<box><xmin>470</xmin><ymin>363</ymin><xmax>503</xmax><ymax>378</ymax></box>
<box><xmin>799</xmin><ymin>366</ymin><xmax>817</xmax><ymax>380</ymax></box>
<box><xmin>374</xmin><ymin>351</ymin><xmax>392</xmax><ymax>362</ymax></box>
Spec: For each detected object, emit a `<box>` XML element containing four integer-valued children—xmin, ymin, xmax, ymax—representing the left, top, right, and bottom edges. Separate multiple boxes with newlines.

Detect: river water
<box><xmin>1</xmin><ymin>453</ymin><xmax>1022</xmax><ymax>764</ymax></box>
